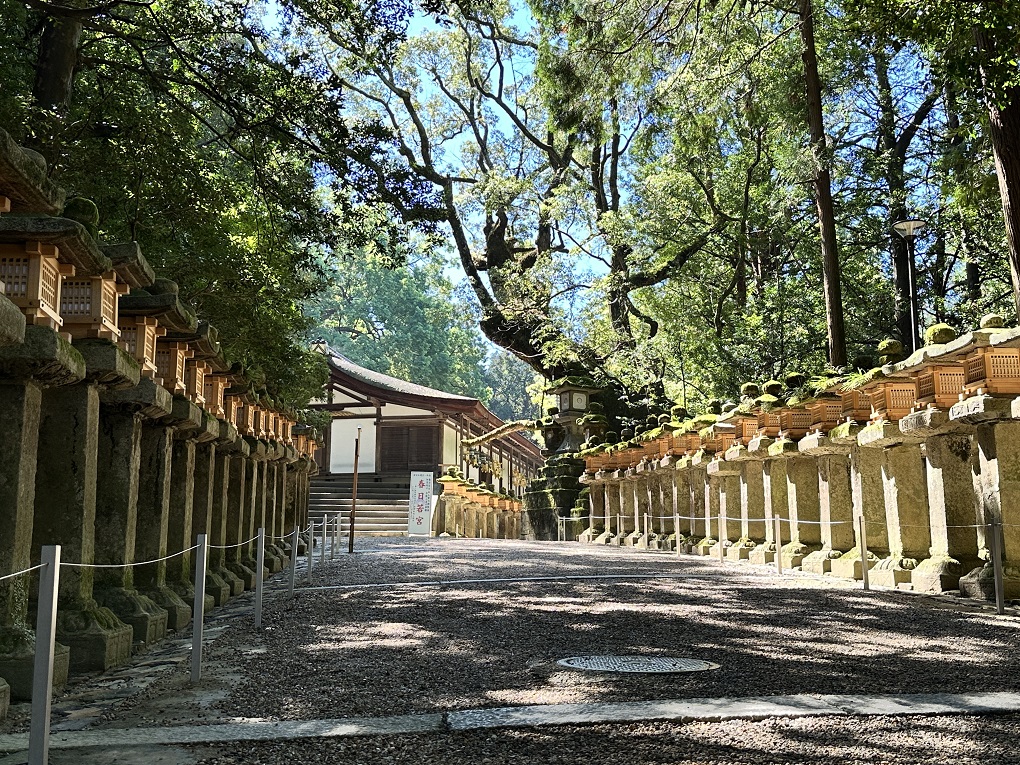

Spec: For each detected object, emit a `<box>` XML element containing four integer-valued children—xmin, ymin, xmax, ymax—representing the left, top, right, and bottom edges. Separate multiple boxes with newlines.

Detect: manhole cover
<box><xmin>556</xmin><ymin>656</ymin><xmax>719</xmax><ymax>674</ymax></box>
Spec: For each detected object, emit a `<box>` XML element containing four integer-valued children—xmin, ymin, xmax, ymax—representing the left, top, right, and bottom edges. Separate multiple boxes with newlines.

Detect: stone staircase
<box><xmin>309</xmin><ymin>474</ymin><xmax>411</xmax><ymax>537</ymax></box>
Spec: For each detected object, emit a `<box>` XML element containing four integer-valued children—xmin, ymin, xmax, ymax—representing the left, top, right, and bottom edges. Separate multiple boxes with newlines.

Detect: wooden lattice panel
<box><xmin>840</xmin><ymin>390</ymin><xmax>871</xmax><ymax>423</ymax></box>
<box><xmin>204</xmin><ymin>376</ymin><xmax>227</xmax><ymax>418</ymax></box>
<box><xmin>155</xmin><ymin>341</ymin><xmax>192</xmax><ymax>395</ymax></box>
<box><xmin>963</xmin><ymin>347</ymin><xmax>1020</xmax><ymax>396</ymax></box>
<box><xmin>756</xmin><ymin>411</ymin><xmax>781</xmax><ymax>438</ymax></box>
<box><xmin>118</xmin><ymin>317</ymin><xmax>163</xmax><ymax>378</ymax></box>
<box><xmin>916</xmin><ymin>364</ymin><xmax>967</xmax><ymax>409</ymax></box>
<box><xmin>866</xmin><ymin>380</ymin><xmax>917</xmax><ymax>422</ymax></box>
<box><xmin>779</xmin><ymin>409</ymin><xmax>813</xmax><ymax>439</ymax></box>
<box><xmin>740</xmin><ymin>418</ymin><xmax>759</xmax><ymax>444</ymax></box>
<box><xmin>0</xmin><ymin>242</ymin><xmax>73</xmax><ymax>330</ymax></box>
<box><xmin>806</xmin><ymin>399</ymin><xmax>842</xmax><ymax>431</ymax></box>
<box><xmin>238</xmin><ymin>403</ymin><xmax>256</xmax><ymax>437</ymax></box>
<box><xmin>59</xmin><ymin>272</ymin><xmax>126</xmax><ymax>341</ymax></box>
<box><xmin>184</xmin><ymin>360</ymin><xmax>209</xmax><ymax>407</ymax></box>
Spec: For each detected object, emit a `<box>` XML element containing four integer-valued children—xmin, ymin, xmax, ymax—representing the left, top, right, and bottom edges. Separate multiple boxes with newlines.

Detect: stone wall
<box><xmin>0</xmin><ymin>130</ymin><xmax>320</xmax><ymax>716</ymax></box>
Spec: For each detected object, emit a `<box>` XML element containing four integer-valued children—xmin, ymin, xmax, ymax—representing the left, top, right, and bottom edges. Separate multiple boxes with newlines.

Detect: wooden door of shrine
<box><xmin>378</xmin><ymin>425</ymin><xmax>439</xmax><ymax>474</ymax></box>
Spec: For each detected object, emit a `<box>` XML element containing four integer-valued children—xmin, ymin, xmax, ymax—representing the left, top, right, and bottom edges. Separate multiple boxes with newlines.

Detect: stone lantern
<box><xmin>547</xmin><ymin>378</ymin><xmax>601</xmax><ymax>455</ymax></box>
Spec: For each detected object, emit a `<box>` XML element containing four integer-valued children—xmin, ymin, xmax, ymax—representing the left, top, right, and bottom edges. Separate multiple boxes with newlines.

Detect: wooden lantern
<box><xmin>840</xmin><ymin>389</ymin><xmax>871</xmax><ymax>423</ymax></box>
<box><xmin>155</xmin><ymin>340</ymin><xmax>193</xmax><ymax>396</ymax></box>
<box><xmin>805</xmin><ymin>399</ymin><xmax>842</xmax><ymax>432</ymax></box>
<box><xmin>779</xmin><ymin>409</ymin><xmax>813</xmax><ymax>439</ymax></box>
<box><xmin>756</xmin><ymin>411</ymin><xmax>782</xmax><ymax>438</ymax></box>
<box><xmin>916</xmin><ymin>364</ymin><xmax>967</xmax><ymax>409</ymax></box>
<box><xmin>118</xmin><ymin>317</ymin><xmax>165</xmax><ymax>379</ymax></box>
<box><xmin>184</xmin><ymin>359</ymin><xmax>210</xmax><ymax>407</ymax></box>
<box><xmin>265</xmin><ymin>411</ymin><xmax>278</xmax><ymax>441</ymax></box>
<box><xmin>59</xmin><ymin>270</ymin><xmax>129</xmax><ymax>341</ymax></box>
<box><xmin>962</xmin><ymin>347</ymin><xmax>1020</xmax><ymax>397</ymax></box>
<box><xmin>0</xmin><ymin>241</ymin><xmax>74</xmax><ymax>331</ymax></box>
<box><xmin>738</xmin><ymin>417</ymin><xmax>759</xmax><ymax>444</ymax></box>
<box><xmin>281</xmin><ymin>418</ymin><xmax>293</xmax><ymax>444</ymax></box>
<box><xmin>224</xmin><ymin>395</ymin><xmax>243</xmax><ymax>428</ymax></box>
<box><xmin>238</xmin><ymin>404</ymin><xmax>257</xmax><ymax>437</ymax></box>
<box><xmin>0</xmin><ymin>196</ymin><xmax>10</xmax><ymax>215</ymax></box>
<box><xmin>204</xmin><ymin>375</ymin><xmax>227</xmax><ymax>418</ymax></box>
<box><xmin>866</xmin><ymin>380</ymin><xmax>916</xmax><ymax>422</ymax></box>
<box><xmin>294</xmin><ymin>434</ymin><xmax>307</xmax><ymax>455</ymax></box>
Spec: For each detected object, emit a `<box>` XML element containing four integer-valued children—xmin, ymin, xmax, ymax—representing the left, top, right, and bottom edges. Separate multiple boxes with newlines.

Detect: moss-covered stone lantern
<box><xmin>546</xmin><ymin>377</ymin><xmax>602</xmax><ymax>455</ymax></box>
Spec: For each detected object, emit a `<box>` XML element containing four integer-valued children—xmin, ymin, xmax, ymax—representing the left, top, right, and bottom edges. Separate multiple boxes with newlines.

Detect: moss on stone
<box><xmin>924</xmin><ymin>323</ymin><xmax>956</xmax><ymax>345</ymax></box>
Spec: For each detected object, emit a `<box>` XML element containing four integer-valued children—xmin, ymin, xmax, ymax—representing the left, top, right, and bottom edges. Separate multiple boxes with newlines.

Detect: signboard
<box><xmin>408</xmin><ymin>471</ymin><xmax>434</xmax><ymax>535</ymax></box>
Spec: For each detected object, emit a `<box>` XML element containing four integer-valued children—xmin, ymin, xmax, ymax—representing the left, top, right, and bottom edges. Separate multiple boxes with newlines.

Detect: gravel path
<box><xmin>212</xmin><ymin>538</ymin><xmax>1020</xmax><ymax>721</ymax></box>
<box><xmin>9</xmin><ymin>537</ymin><xmax>1020</xmax><ymax>764</ymax></box>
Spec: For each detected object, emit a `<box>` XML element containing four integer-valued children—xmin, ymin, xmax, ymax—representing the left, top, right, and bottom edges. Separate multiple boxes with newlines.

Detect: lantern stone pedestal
<box><xmin>93</xmin><ymin>377</ymin><xmax>172</xmax><ymax>647</ymax></box>
<box><xmin>857</xmin><ymin>422</ymin><xmax>931</xmax><ymax>588</ymax></box>
<box><xmin>900</xmin><ymin>409</ymin><xmax>980</xmax><ymax>593</ymax></box>
<box><xmin>950</xmin><ymin>394</ymin><xmax>1020</xmax><ymax>600</ymax></box>
<box><xmin>226</xmin><ymin>450</ymin><xmax>258</xmax><ymax>591</ymax></box>
<box><xmin>0</xmin><ymin>294</ymin><xmax>24</xmax><ymax>347</ymax></box>
<box><xmin>166</xmin><ymin>407</ymin><xmax>218</xmax><ymax>614</ymax></box>
<box><xmin>136</xmin><ymin>396</ymin><xmax>200</xmax><ymax>632</ymax></box>
<box><xmin>707</xmin><ymin>459</ymin><xmax>742</xmax><ymax>559</ymax></box>
<box><xmin>750</xmin><ymin>441</ymin><xmax>785</xmax><ymax>566</ymax></box>
<box><xmin>33</xmin><ymin>339</ymin><xmax>138</xmax><ymax>672</ymax></box>
<box><xmin>827</xmin><ymin>423</ymin><xmax>886</xmax><ymax>580</ymax></box>
<box><xmin>798</xmin><ymin>434</ymin><xmax>855</xmax><ymax>575</ymax></box>
<box><xmin>191</xmin><ymin>421</ymin><xmax>232</xmax><ymax>606</ymax></box>
<box><xmin>722</xmin><ymin>447</ymin><xmax>766</xmax><ymax>561</ymax></box>
<box><xmin>0</xmin><ymin>325</ymin><xmax>82</xmax><ymax>698</ymax></box>
<box><xmin>522</xmin><ymin>455</ymin><xmax>586</xmax><ymax>541</ymax></box>
<box><xmin>212</xmin><ymin>435</ymin><xmax>248</xmax><ymax>597</ymax></box>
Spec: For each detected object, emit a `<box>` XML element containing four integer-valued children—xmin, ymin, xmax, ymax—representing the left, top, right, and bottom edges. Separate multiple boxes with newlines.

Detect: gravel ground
<box><xmin>191</xmin><ymin>714</ymin><xmax>1020</xmax><ymax>765</ymax></box>
<box><xmin>211</xmin><ymin>538</ymin><xmax>1020</xmax><ymax>721</ymax></box>
<box><xmin>11</xmin><ymin>537</ymin><xmax>1020</xmax><ymax>764</ymax></box>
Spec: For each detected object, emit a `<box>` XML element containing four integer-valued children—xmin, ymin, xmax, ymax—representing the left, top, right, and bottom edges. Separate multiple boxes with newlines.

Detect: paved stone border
<box><xmin>2</xmin><ymin>691</ymin><xmax>1020</xmax><ymax>752</ymax></box>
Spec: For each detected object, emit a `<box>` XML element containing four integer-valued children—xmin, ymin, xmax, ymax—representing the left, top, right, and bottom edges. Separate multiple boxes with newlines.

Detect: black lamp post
<box><xmin>892</xmin><ymin>218</ymin><xmax>927</xmax><ymax>353</ymax></box>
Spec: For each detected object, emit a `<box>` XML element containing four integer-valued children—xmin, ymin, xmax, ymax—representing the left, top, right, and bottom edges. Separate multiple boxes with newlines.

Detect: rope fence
<box><xmin>60</xmin><ymin>544</ymin><xmax>201</xmax><ymax>568</ymax></box>
<box><xmin>0</xmin><ymin>563</ymin><xmax>44</xmax><ymax>583</ymax></box>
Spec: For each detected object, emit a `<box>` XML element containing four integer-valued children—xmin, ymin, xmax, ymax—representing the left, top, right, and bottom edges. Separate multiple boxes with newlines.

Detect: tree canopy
<box><xmin>3</xmin><ymin>0</ymin><xmax>1018</xmax><ymax>425</ymax></box>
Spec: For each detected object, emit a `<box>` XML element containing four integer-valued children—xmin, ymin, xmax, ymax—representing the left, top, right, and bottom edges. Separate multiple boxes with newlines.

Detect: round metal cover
<box><xmin>556</xmin><ymin>655</ymin><xmax>719</xmax><ymax>674</ymax></box>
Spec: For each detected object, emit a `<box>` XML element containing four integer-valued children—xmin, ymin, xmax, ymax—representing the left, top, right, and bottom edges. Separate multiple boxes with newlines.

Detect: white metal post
<box><xmin>288</xmin><ymin>526</ymin><xmax>298</xmax><ymax>598</ymax></box>
<box><xmin>255</xmin><ymin>527</ymin><xmax>265</xmax><ymax>628</ymax></box>
<box><xmin>858</xmin><ymin>515</ymin><xmax>870</xmax><ymax>591</ymax></box>
<box><xmin>29</xmin><ymin>545</ymin><xmax>60</xmax><ymax>765</ymax></box>
<box><xmin>774</xmin><ymin>515</ymin><xmax>783</xmax><ymax>575</ymax></box>
<box><xmin>191</xmin><ymin>534</ymin><xmax>208</xmax><ymax>683</ymax></box>
<box><xmin>319</xmin><ymin>518</ymin><xmax>326</xmax><ymax>566</ymax></box>
<box><xmin>674</xmin><ymin>512</ymin><xmax>680</xmax><ymax>556</ymax></box>
<box><xmin>307</xmin><ymin>522</ymin><xmax>314</xmax><ymax>583</ymax></box>
<box><xmin>991</xmin><ymin>521</ymin><xmax>1006</xmax><ymax>615</ymax></box>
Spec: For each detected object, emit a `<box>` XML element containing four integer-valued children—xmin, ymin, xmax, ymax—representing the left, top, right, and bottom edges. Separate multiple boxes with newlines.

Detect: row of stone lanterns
<box><xmin>0</xmin><ymin>128</ymin><xmax>321</xmax><ymax>715</ymax></box>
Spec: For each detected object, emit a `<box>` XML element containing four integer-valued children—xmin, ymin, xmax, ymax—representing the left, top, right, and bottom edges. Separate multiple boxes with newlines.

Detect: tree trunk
<box><xmin>874</xmin><ymin>49</ymin><xmax>914</xmax><ymax>351</ymax></box>
<box><xmin>799</xmin><ymin>0</ymin><xmax>846</xmax><ymax>368</ymax></box>
<box><xmin>33</xmin><ymin>16</ymin><xmax>83</xmax><ymax>111</ymax></box>
<box><xmin>985</xmin><ymin>94</ymin><xmax>1020</xmax><ymax>315</ymax></box>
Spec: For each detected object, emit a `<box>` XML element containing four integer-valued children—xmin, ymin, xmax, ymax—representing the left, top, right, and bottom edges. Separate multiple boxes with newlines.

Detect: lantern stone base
<box><xmin>868</xmin><ymin>557</ymin><xmax>919</xmax><ymax>588</ymax></box>
<box><xmin>748</xmin><ymin>541</ymin><xmax>777</xmax><ymax>565</ymax></box>
<box><xmin>829</xmin><ymin>549</ymin><xmax>879</xmax><ymax>580</ymax></box>
<box><xmin>909</xmin><ymin>555</ymin><xmax>965</xmax><ymax>593</ymax></box>
<box><xmin>56</xmin><ymin>602</ymin><xmax>133</xmax><ymax>672</ymax></box>
<box><xmin>204</xmin><ymin>571</ymin><xmax>233</xmax><ymax>606</ymax></box>
<box><xmin>93</xmin><ymin>586</ymin><xmax>168</xmax><ymax>647</ymax></box>
<box><xmin>168</xmin><ymin>580</ymin><xmax>214</xmax><ymax>616</ymax></box>
<box><xmin>0</xmin><ymin>294</ymin><xmax>25</xmax><ymax>348</ymax></box>
<box><xmin>725</xmin><ymin>538</ymin><xmax>756</xmax><ymax>561</ymax></box>
<box><xmin>214</xmin><ymin>565</ymin><xmax>245</xmax><ymax>597</ymax></box>
<box><xmin>694</xmin><ymin>537</ymin><xmax>716</xmax><ymax>556</ymax></box>
<box><xmin>143</xmin><ymin>585</ymin><xmax>192</xmax><ymax>633</ymax></box>
<box><xmin>780</xmin><ymin>541</ymin><xmax>815</xmax><ymax>569</ymax></box>
<box><xmin>0</xmin><ymin>628</ymin><xmax>70</xmax><ymax>700</ymax></box>
<box><xmin>959</xmin><ymin>563</ymin><xmax>1020</xmax><ymax>601</ymax></box>
<box><xmin>226</xmin><ymin>562</ymin><xmax>257</xmax><ymax>591</ymax></box>
<box><xmin>801</xmin><ymin>548</ymin><xmax>844</xmax><ymax>575</ymax></box>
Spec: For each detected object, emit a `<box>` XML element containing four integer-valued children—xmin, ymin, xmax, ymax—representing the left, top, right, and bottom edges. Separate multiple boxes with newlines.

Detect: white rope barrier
<box><xmin>0</xmin><ymin>563</ymin><xmax>44</xmax><ymax>582</ymax></box>
<box><xmin>61</xmin><ymin>544</ymin><xmax>200</xmax><ymax>568</ymax></box>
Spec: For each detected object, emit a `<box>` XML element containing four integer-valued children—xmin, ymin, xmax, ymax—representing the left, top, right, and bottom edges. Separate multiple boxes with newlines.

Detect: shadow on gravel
<box><xmin>217</xmin><ymin>541</ymin><xmax>1020</xmax><ymax>723</ymax></box>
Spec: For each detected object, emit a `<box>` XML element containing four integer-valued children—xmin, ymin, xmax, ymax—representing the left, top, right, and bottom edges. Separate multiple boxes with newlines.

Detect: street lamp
<box><xmin>892</xmin><ymin>218</ymin><xmax>927</xmax><ymax>353</ymax></box>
